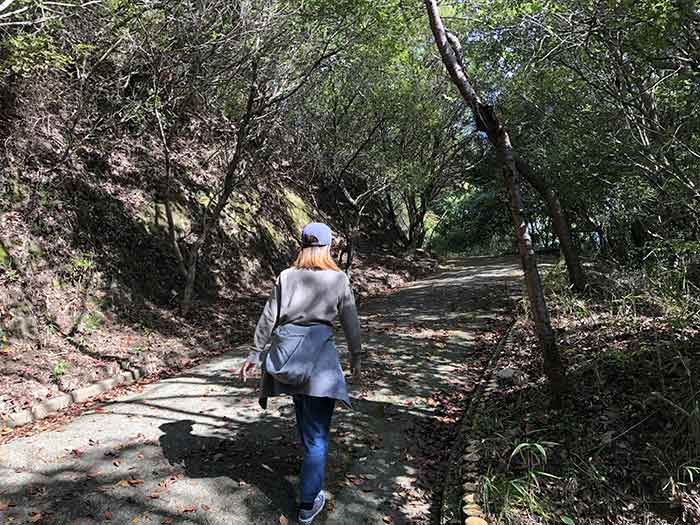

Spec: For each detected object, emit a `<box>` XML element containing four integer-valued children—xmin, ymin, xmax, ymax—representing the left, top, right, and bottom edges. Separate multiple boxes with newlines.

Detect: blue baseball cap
<box><xmin>301</xmin><ymin>223</ymin><xmax>332</xmax><ymax>247</ymax></box>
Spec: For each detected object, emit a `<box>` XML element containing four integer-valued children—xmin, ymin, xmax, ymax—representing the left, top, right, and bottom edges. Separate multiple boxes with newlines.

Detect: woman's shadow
<box><xmin>159</xmin><ymin>418</ymin><xmax>300</xmax><ymax>517</ymax></box>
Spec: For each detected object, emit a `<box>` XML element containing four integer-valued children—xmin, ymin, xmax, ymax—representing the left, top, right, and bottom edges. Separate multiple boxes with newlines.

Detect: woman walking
<box><xmin>239</xmin><ymin>222</ymin><xmax>363</xmax><ymax>524</ymax></box>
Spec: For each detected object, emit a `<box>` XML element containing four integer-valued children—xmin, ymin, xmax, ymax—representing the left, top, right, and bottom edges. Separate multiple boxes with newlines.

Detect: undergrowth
<box><xmin>480</xmin><ymin>256</ymin><xmax>700</xmax><ymax>524</ymax></box>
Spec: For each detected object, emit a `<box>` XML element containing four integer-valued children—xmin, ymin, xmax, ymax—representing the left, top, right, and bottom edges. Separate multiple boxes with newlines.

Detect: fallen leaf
<box><xmin>161</xmin><ymin>518</ymin><xmax>173</xmax><ymax>524</ymax></box>
<box><xmin>181</xmin><ymin>505</ymin><xmax>197</xmax><ymax>513</ymax></box>
<box><xmin>383</xmin><ymin>516</ymin><xmax>393</xmax><ymax>523</ymax></box>
<box><xmin>28</xmin><ymin>511</ymin><xmax>43</xmax><ymax>523</ymax></box>
<box><xmin>279</xmin><ymin>515</ymin><xmax>289</xmax><ymax>525</ymax></box>
<box><xmin>132</xmin><ymin>517</ymin><xmax>141</xmax><ymax>524</ymax></box>
<box><xmin>149</xmin><ymin>492</ymin><xmax>161</xmax><ymax>499</ymax></box>
<box><xmin>159</xmin><ymin>476</ymin><xmax>180</xmax><ymax>488</ymax></box>
<box><xmin>116</xmin><ymin>480</ymin><xmax>131</xmax><ymax>488</ymax></box>
<box><xmin>128</xmin><ymin>479</ymin><xmax>144</xmax><ymax>486</ymax></box>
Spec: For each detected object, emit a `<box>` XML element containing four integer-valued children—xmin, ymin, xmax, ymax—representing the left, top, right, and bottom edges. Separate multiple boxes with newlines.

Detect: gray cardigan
<box><xmin>248</xmin><ymin>267</ymin><xmax>363</xmax><ymax>407</ymax></box>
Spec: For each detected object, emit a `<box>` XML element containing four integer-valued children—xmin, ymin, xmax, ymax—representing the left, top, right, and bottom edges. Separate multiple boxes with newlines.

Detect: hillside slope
<box><xmin>0</xmin><ymin>164</ymin><xmax>435</xmax><ymax>419</ymax></box>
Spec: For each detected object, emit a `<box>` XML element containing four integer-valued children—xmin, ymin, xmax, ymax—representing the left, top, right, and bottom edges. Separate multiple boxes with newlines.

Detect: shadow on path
<box><xmin>0</xmin><ymin>256</ymin><xmax>537</xmax><ymax>524</ymax></box>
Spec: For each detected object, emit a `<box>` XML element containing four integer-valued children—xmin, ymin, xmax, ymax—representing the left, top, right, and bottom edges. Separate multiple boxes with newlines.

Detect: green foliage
<box><xmin>62</xmin><ymin>253</ymin><xmax>97</xmax><ymax>286</ymax></box>
<box><xmin>483</xmin><ymin>439</ymin><xmax>562</xmax><ymax>523</ymax></box>
<box><xmin>0</xmin><ymin>242</ymin><xmax>10</xmax><ymax>268</ymax></box>
<box><xmin>644</xmin><ymin>240</ymin><xmax>700</xmax><ymax>323</ymax></box>
<box><xmin>429</xmin><ymin>187</ymin><xmax>513</xmax><ymax>255</ymax></box>
<box><xmin>2</xmin><ymin>268</ymin><xmax>19</xmax><ymax>282</ymax></box>
<box><xmin>52</xmin><ymin>361</ymin><xmax>71</xmax><ymax>381</ymax></box>
<box><xmin>69</xmin><ymin>254</ymin><xmax>96</xmax><ymax>273</ymax></box>
<box><xmin>82</xmin><ymin>311</ymin><xmax>105</xmax><ymax>333</ymax></box>
<box><xmin>509</xmin><ymin>441</ymin><xmax>554</xmax><ymax>468</ymax></box>
<box><xmin>427</xmin><ymin>0</ymin><xmax>699</xmax><ymax>266</ymax></box>
<box><xmin>2</xmin><ymin>33</ymin><xmax>72</xmax><ymax>75</ymax></box>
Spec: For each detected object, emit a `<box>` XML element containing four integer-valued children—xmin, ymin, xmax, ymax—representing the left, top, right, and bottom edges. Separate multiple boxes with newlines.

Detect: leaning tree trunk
<box><xmin>424</xmin><ymin>0</ymin><xmax>567</xmax><ymax>401</ymax></box>
<box><xmin>155</xmin><ymin>107</ymin><xmax>188</xmax><ymax>279</ymax></box>
<box><xmin>517</xmin><ymin>160</ymin><xmax>586</xmax><ymax>292</ymax></box>
<box><xmin>179</xmin><ymin>75</ymin><xmax>257</xmax><ymax>315</ymax></box>
<box><xmin>180</xmin><ymin>160</ymin><xmax>244</xmax><ymax>315</ymax></box>
<box><xmin>502</xmin><ymin>141</ymin><xmax>567</xmax><ymax>399</ymax></box>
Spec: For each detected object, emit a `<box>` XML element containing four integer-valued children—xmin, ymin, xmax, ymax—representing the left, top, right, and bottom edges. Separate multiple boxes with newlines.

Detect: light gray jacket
<box><xmin>248</xmin><ymin>267</ymin><xmax>363</xmax><ymax>408</ymax></box>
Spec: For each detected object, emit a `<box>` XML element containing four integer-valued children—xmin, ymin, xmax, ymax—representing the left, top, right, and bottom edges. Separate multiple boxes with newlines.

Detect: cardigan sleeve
<box><xmin>247</xmin><ymin>276</ymin><xmax>281</xmax><ymax>366</ymax></box>
<box><xmin>339</xmin><ymin>275</ymin><xmax>363</xmax><ymax>367</ymax></box>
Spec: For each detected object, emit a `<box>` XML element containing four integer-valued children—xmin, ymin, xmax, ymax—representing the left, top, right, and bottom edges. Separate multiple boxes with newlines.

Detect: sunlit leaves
<box><xmin>2</xmin><ymin>33</ymin><xmax>72</xmax><ymax>75</ymax></box>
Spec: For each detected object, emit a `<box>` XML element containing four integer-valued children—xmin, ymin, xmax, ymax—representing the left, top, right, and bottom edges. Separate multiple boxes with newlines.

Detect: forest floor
<box><xmin>0</xmin><ymin>256</ymin><xmax>525</xmax><ymax>524</ymax></box>
<box><xmin>477</xmin><ymin>261</ymin><xmax>700</xmax><ymax>525</ymax></box>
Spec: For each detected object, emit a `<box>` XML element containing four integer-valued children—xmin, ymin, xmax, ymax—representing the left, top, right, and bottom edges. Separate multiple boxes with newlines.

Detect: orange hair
<box><xmin>293</xmin><ymin>246</ymin><xmax>341</xmax><ymax>271</ymax></box>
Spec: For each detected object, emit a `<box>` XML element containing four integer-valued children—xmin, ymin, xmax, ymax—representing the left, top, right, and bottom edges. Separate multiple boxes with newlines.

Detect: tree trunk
<box><xmin>348</xmin><ymin>212</ymin><xmax>363</xmax><ymax>271</ymax></box>
<box><xmin>406</xmin><ymin>219</ymin><xmax>426</xmax><ymax>253</ymax></box>
<box><xmin>343</xmin><ymin>237</ymin><xmax>354</xmax><ymax>272</ymax></box>
<box><xmin>155</xmin><ymin>107</ymin><xmax>188</xmax><ymax>279</ymax></box>
<box><xmin>180</xmin><ymin>169</ymin><xmax>241</xmax><ymax>315</ymax></box>
<box><xmin>424</xmin><ymin>0</ymin><xmax>567</xmax><ymax>402</ymax></box>
<box><xmin>180</xmin><ymin>145</ymin><xmax>249</xmax><ymax>315</ymax></box>
<box><xmin>344</xmin><ymin>226</ymin><xmax>358</xmax><ymax>272</ymax></box>
<box><xmin>517</xmin><ymin>160</ymin><xmax>586</xmax><ymax>292</ymax></box>
<box><xmin>595</xmin><ymin>224</ymin><xmax>609</xmax><ymax>253</ymax></box>
<box><xmin>179</xmin><ymin>73</ymin><xmax>257</xmax><ymax>315</ymax></box>
<box><xmin>543</xmin><ymin>184</ymin><xmax>586</xmax><ymax>292</ymax></box>
<box><xmin>182</xmin><ymin>250</ymin><xmax>199</xmax><ymax>314</ymax></box>
<box><xmin>384</xmin><ymin>191</ymin><xmax>410</xmax><ymax>248</ymax></box>
<box><xmin>501</xmin><ymin>141</ymin><xmax>567</xmax><ymax>401</ymax></box>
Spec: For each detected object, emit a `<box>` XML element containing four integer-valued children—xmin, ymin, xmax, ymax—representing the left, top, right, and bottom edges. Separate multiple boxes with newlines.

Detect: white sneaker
<box><xmin>298</xmin><ymin>491</ymin><xmax>326</xmax><ymax>524</ymax></box>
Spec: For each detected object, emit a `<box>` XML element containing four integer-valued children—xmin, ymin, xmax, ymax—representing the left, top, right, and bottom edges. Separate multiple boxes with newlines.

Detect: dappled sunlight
<box><xmin>0</xmin><ymin>257</ymin><xmax>526</xmax><ymax>523</ymax></box>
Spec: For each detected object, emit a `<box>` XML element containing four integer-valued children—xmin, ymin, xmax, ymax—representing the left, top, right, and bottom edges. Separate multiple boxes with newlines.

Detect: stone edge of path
<box><xmin>441</xmin><ymin>261</ymin><xmax>560</xmax><ymax>525</ymax></box>
<box><xmin>439</xmin><ymin>322</ymin><xmax>516</xmax><ymax>525</ymax></box>
<box><xmin>0</xmin><ymin>366</ymin><xmax>148</xmax><ymax>429</ymax></box>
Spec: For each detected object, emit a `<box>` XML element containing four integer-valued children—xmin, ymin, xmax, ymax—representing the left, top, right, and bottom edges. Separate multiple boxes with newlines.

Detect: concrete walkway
<box><xmin>0</xmin><ymin>257</ymin><xmax>528</xmax><ymax>525</ymax></box>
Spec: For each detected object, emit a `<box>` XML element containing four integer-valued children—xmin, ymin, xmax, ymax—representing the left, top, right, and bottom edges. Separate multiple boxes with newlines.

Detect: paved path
<box><xmin>0</xmin><ymin>257</ymin><xmax>529</xmax><ymax>525</ymax></box>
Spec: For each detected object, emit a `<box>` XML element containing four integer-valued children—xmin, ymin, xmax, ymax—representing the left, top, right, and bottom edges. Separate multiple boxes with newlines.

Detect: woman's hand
<box><xmin>239</xmin><ymin>361</ymin><xmax>258</xmax><ymax>382</ymax></box>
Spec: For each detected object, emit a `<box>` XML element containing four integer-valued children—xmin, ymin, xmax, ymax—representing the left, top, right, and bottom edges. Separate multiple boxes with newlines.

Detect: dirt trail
<box><xmin>0</xmin><ymin>257</ymin><xmax>530</xmax><ymax>524</ymax></box>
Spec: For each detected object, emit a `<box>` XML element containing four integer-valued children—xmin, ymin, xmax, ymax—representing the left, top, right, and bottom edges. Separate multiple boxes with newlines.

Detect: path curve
<box><xmin>0</xmin><ymin>257</ymin><xmax>529</xmax><ymax>524</ymax></box>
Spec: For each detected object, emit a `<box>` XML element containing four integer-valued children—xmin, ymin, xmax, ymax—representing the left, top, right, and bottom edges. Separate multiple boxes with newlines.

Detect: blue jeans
<box><xmin>293</xmin><ymin>395</ymin><xmax>335</xmax><ymax>508</ymax></box>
